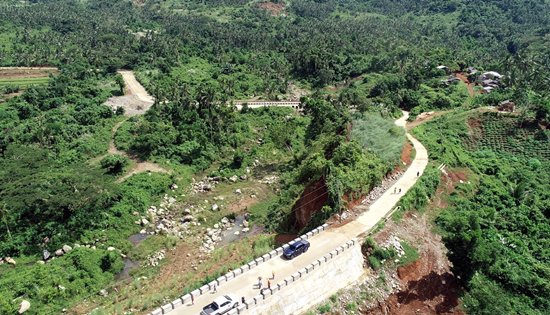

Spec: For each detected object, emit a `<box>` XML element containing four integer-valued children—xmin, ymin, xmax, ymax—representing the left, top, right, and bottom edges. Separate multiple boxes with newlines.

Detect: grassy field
<box><xmin>0</xmin><ymin>67</ymin><xmax>57</xmax><ymax>92</ymax></box>
<box><xmin>351</xmin><ymin>112</ymin><xmax>406</xmax><ymax>166</ymax></box>
<box><xmin>0</xmin><ymin>76</ymin><xmax>50</xmax><ymax>87</ymax></box>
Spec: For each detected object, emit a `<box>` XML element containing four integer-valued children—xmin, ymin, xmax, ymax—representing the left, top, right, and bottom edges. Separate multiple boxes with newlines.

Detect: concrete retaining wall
<box><xmin>151</xmin><ymin>224</ymin><xmax>329</xmax><ymax>314</ymax></box>
<box><xmin>240</xmin><ymin>239</ymin><xmax>364</xmax><ymax>315</ymax></box>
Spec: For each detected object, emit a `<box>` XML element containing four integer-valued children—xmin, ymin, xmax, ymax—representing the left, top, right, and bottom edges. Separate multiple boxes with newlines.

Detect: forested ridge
<box><xmin>0</xmin><ymin>0</ymin><xmax>549</xmax><ymax>314</ymax></box>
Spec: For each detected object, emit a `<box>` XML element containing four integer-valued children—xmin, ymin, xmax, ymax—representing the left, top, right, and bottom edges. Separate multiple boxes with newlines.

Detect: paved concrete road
<box><xmin>169</xmin><ymin>111</ymin><xmax>428</xmax><ymax>315</ymax></box>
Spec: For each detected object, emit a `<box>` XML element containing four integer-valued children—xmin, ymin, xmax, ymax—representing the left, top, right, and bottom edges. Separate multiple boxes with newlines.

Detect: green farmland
<box><xmin>0</xmin><ymin>76</ymin><xmax>50</xmax><ymax>88</ymax></box>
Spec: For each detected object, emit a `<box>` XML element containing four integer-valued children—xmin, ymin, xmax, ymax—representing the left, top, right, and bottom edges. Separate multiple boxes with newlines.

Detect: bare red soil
<box><xmin>370</xmin><ymin>253</ymin><xmax>464</xmax><ymax>315</ymax></box>
<box><xmin>401</xmin><ymin>141</ymin><xmax>413</xmax><ymax>165</ymax></box>
<box><xmin>455</xmin><ymin>72</ymin><xmax>475</xmax><ymax>97</ymax></box>
<box><xmin>289</xmin><ymin>178</ymin><xmax>328</xmax><ymax>230</ymax></box>
<box><xmin>363</xmin><ymin>167</ymin><xmax>470</xmax><ymax>315</ymax></box>
<box><xmin>257</xmin><ymin>2</ymin><xmax>285</xmax><ymax>16</ymax></box>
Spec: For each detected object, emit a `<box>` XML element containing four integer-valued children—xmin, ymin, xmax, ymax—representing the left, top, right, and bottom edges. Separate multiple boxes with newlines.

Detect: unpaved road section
<box><xmin>101</xmin><ymin>73</ymin><xmax>167</xmax><ymax>180</ymax></box>
<box><xmin>104</xmin><ymin>70</ymin><xmax>154</xmax><ymax>116</ymax></box>
<box><xmin>166</xmin><ymin>112</ymin><xmax>429</xmax><ymax>315</ymax></box>
<box><xmin>455</xmin><ymin>72</ymin><xmax>475</xmax><ymax>97</ymax></box>
<box><xmin>108</xmin><ymin>120</ymin><xmax>169</xmax><ymax>183</ymax></box>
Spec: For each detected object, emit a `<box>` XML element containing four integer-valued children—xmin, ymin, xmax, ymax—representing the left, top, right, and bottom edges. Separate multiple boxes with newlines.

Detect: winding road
<box><xmin>165</xmin><ymin>111</ymin><xmax>429</xmax><ymax>314</ymax></box>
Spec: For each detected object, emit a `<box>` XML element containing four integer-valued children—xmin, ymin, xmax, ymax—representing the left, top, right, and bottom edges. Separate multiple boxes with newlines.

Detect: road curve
<box><xmin>167</xmin><ymin>111</ymin><xmax>428</xmax><ymax>315</ymax></box>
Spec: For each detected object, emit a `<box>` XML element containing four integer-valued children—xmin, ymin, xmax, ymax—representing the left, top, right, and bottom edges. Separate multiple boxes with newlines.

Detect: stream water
<box><xmin>116</xmin><ymin>216</ymin><xmax>265</xmax><ymax>280</ymax></box>
<box><xmin>218</xmin><ymin>214</ymin><xmax>264</xmax><ymax>245</ymax></box>
<box><xmin>116</xmin><ymin>233</ymin><xmax>150</xmax><ymax>280</ymax></box>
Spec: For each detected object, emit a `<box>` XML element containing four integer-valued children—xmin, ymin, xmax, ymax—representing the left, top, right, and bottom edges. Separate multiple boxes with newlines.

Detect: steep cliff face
<box><xmin>288</xmin><ymin>123</ymin><xmax>353</xmax><ymax>231</ymax></box>
<box><xmin>289</xmin><ymin>178</ymin><xmax>328</xmax><ymax>231</ymax></box>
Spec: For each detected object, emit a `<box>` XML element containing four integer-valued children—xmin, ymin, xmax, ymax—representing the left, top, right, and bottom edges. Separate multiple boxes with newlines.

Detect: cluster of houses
<box><xmin>434</xmin><ymin>65</ymin><xmax>515</xmax><ymax>112</ymax></box>
<box><xmin>478</xmin><ymin>70</ymin><xmax>503</xmax><ymax>94</ymax></box>
<box><xmin>436</xmin><ymin>65</ymin><xmax>504</xmax><ymax>94</ymax></box>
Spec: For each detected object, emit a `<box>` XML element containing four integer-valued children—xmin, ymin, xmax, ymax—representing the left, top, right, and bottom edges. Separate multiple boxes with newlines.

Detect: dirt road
<box><xmin>100</xmin><ymin>72</ymin><xmax>168</xmax><ymax>180</ymax></box>
<box><xmin>104</xmin><ymin>70</ymin><xmax>155</xmax><ymax>116</ymax></box>
<box><xmin>119</xmin><ymin>70</ymin><xmax>154</xmax><ymax>103</ymax></box>
<box><xmin>455</xmin><ymin>72</ymin><xmax>475</xmax><ymax>97</ymax></box>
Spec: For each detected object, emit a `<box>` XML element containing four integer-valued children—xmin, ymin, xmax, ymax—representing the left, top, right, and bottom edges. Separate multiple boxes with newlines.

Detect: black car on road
<box><xmin>283</xmin><ymin>239</ymin><xmax>310</xmax><ymax>259</ymax></box>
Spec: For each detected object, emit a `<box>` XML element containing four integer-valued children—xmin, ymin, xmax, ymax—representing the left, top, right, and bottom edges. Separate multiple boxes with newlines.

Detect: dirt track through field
<box><xmin>100</xmin><ymin>71</ymin><xmax>168</xmax><ymax>181</ymax></box>
<box><xmin>455</xmin><ymin>72</ymin><xmax>475</xmax><ymax>97</ymax></box>
<box><xmin>107</xmin><ymin>120</ymin><xmax>169</xmax><ymax>182</ymax></box>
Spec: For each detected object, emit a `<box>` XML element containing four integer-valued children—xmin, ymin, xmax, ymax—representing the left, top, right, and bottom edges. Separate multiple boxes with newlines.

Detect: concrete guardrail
<box><xmin>149</xmin><ymin>223</ymin><xmax>329</xmax><ymax>314</ymax></box>
<box><xmin>221</xmin><ymin>238</ymin><xmax>358</xmax><ymax>315</ymax></box>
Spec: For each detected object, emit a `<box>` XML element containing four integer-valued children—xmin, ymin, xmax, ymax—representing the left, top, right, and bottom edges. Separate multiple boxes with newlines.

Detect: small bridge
<box><xmin>233</xmin><ymin>101</ymin><xmax>301</xmax><ymax>111</ymax></box>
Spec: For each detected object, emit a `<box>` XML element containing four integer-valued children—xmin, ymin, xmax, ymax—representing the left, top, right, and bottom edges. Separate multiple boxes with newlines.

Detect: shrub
<box><xmin>0</xmin><ymin>248</ymin><xmax>123</xmax><ymax>314</ymax></box>
<box><xmin>346</xmin><ymin>302</ymin><xmax>358</xmax><ymax>311</ymax></box>
<box><xmin>317</xmin><ymin>303</ymin><xmax>331</xmax><ymax>313</ymax></box>
<box><xmin>252</xmin><ymin>235</ymin><xmax>274</xmax><ymax>256</ymax></box>
<box><xmin>100</xmin><ymin>154</ymin><xmax>130</xmax><ymax>174</ymax></box>
<box><xmin>396</xmin><ymin>165</ymin><xmax>440</xmax><ymax>212</ymax></box>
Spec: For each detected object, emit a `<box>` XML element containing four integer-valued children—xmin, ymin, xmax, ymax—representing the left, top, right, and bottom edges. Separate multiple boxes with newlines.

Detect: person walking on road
<box><xmin>393</xmin><ymin>187</ymin><xmax>397</xmax><ymax>194</ymax></box>
<box><xmin>241</xmin><ymin>297</ymin><xmax>246</xmax><ymax>304</ymax></box>
<box><xmin>417</xmin><ymin>171</ymin><xmax>420</xmax><ymax>177</ymax></box>
<box><xmin>257</xmin><ymin>276</ymin><xmax>262</xmax><ymax>289</ymax></box>
<box><xmin>399</xmin><ymin>188</ymin><xmax>402</xmax><ymax>193</ymax></box>
<box><xmin>211</xmin><ymin>283</ymin><xmax>217</xmax><ymax>293</ymax></box>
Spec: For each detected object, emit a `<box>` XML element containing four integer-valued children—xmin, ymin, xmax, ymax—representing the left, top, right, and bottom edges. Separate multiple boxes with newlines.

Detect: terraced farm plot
<box><xmin>0</xmin><ymin>67</ymin><xmax>57</xmax><ymax>88</ymax></box>
<box><xmin>465</xmin><ymin>112</ymin><xmax>550</xmax><ymax>160</ymax></box>
<box><xmin>0</xmin><ymin>76</ymin><xmax>51</xmax><ymax>87</ymax></box>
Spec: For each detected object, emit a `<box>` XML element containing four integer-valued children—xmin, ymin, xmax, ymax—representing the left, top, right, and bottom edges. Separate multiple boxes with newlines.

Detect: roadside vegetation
<box><xmin>413</xmin><ymin>108</ymin><xmax>549</xmax><ymax>314</ymax></box>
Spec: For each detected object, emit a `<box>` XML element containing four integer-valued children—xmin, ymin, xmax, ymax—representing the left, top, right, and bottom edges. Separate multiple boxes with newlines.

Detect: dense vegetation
<box><xmin>0</xmin><ymin>0</ymin><xmax>549</xmax><ymax>313</ymax></box>
<box><xmin>414</xmin><ymin>109</ymin><xmax>549</xmax><ymax>315</ymax></box>
<box><xmin>1</xmin><ymin>0</ymin><xmax>548</xmax><ymax>99</ymax></box>
<box><xmin>264</xmin><ymin>97</ymin><xmax>395</xmax><ymax>232</ymax></box>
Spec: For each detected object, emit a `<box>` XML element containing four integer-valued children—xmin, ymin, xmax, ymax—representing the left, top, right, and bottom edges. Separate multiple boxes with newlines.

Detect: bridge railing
<box><xmin>233</xmin><ymin>101</ymin><xmax>302</xmax><ymax>110</ymax></box>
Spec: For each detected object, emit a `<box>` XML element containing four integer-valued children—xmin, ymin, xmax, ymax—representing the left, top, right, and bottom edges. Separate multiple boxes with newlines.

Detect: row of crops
<box><xmin>465</xmin><ymin>112</ymin><xmax>550</xmax><ymax>160</ymax></box>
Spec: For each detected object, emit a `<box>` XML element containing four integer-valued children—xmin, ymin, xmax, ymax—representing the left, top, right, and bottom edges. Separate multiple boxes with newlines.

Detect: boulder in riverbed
<box><xmin>18</xmin><ymin>300</ymin><xmax>30</xmax><ymax>314</ymax></box>
<box><xmin>62</xmin><ymin>245</ymin><xmax>72</xmax><ymax>253</ymax></box>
